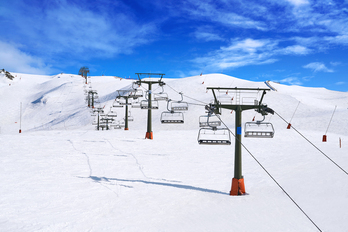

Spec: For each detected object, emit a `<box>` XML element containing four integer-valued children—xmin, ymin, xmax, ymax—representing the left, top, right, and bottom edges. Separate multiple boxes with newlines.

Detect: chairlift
<box><xmin>244</xmin><ymin>116</ymin><xmax>274</xmax><ymax>138</ymax></box>
<box><xmin>154</xmin><ymin>86</ymin><xmax>168</xmax><ymax>101</ymax></box>
<box><xmin>118</xmin><ymin>98</ymin><xmax>130</xmax><ymax>106</ymax></box>
<box><xmin>169</xmin><ymin>92</ymin><xmax>188</xmax><ymax>111</ymax></box>
<box><xmin>130</xmin><ymin>89</ymin><xmax>143</xmax><ymax>98</ymax></box>
<box><xmin>161</xmin><ymin>111</ymin><xmax>184</xmax><ymax>124</ymax></box>
<box><xmin>154</xmin><ymin>92</ymin><xmax>168</xmax><ymax>101</ymax></box>
<box><xmin>140</xmin><ymin>100</ymin><xmax>159</xmax><ymax>109</ymax></box>
<box><xmin>199</xmin><ymin>114</ymin><xmax>221</xmax><ymax>127</ymax></box>
<box><xmin>107</xmin><ymin>107</ymin><xmax>117</xmax><ymax>118</ymax></box>
<box><xmin>124</xmin><ymin>111</ymin><xmax>134</xmax><ymax>121</ymax></box>
<box><xmin>171</xmin><ymin>102</ymin><xmax>189</xmax><ymax>111</ymax></box>
<box><xmin>113</xmin><ymin>99</ymin><xmax>124</xmax><ymax>108</ymax></box>
<box><xmin>197</xmin><ymin>127</ymin><xmax>231</xmax><ymax>145</ymax></box>
<box><xmin>119</xmin><ymin>120</ymin><xmax>125</xmax><ymax>128</ymax></box>
<box><xmin>160</xmin><ymin>99</ymin><xmax>184</xmax><ymax>124</ymax></box>
<box><xmin>131</xmin><ymin>99</ymin><xmax>141</xmax><ymax>108</ymax></box>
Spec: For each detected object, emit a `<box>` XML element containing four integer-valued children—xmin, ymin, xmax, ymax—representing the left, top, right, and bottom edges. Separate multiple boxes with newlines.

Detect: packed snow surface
<box><xmin>1</xmin><ymin>73</ymin><xmax>348</xmax><ymax>231</ymax></box>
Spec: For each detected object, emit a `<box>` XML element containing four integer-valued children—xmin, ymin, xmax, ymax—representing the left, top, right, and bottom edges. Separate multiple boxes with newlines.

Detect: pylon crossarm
<box><xmin>135</xmin><ymin>73</ymin><xmax>165</xmax><ymax>83</ymax></box>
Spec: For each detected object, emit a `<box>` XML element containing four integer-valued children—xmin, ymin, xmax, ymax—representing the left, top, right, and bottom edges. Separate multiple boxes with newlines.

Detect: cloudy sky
<box><xmin>1</xmin><ymin>0</ymin><xmax>348</xmax><ymax>91</ymax></box>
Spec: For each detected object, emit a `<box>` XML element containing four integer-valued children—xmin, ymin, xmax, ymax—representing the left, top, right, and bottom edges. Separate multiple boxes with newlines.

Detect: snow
<box><xmin>1</xmin><ymin>73</ymin><xmax>348</xmax><ymax>231</ymax></box>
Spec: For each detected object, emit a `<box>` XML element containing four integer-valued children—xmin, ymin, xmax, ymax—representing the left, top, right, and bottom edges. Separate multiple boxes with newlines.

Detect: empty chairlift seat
<box><xmin>197</xmin><ymin>127</ymin><xmax>231</xmax><ymax>145</ymax></box>
<box><xmin>161</xmin><ymin>111</ymin><xmax>184</xmax><ymax>124</ymax></box>
<box><xmin>244</xmin><ymin>121</ymin><xmax>274</xmax><ymax>138</ymax></box>
<box><xmin>199</xmin><ymin>115</ymin><xmax>221</xmax><ymax>127</ymax></box>
<box><xmin>113</xmin><ymin>99</ymin><xmax>124</xmax><ymax>108</ymax></box>
<box><xmin>154</xmin><ymin>92</ymin><xmax>168</xmax><ymax>101</ymax></box>
<box><xmin>107</xmin><ymin>110</ymin><xmax>117</xmax><ymax>118</ymax></box>
<box><xmin>129</xmin><ymin>89</ymin><xmax>143</xmax><ymax>98</ymax></box>
<box><xmin>140</xmin><ymin>100</ymin><xmax>159</xmax><ymax>109</ymax></box>
<box><xmin>170</xmin><ymin>101</ymin><xmax>189</xmax><ymax>111</ymax></box>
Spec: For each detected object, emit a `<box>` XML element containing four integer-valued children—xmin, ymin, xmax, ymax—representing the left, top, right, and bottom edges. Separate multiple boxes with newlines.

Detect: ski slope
<box><xmin>1</xmin><ymin>73</ymin><xmax>348</xmax><ymax>231</ymax></box>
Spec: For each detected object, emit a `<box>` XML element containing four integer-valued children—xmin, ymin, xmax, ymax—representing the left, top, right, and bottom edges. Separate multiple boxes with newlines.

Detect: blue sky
<box><xmin>1</xmin><ymin>0</ymin><xmax>348</xmax><ymax>92</ymax></box>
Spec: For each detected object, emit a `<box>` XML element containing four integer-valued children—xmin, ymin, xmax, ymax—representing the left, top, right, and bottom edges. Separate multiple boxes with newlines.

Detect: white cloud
<box><xmin>285</xmin><ymin>0</ymin><xmax>310</xmax><ymax>7</ymax></box>
<box><xmin>183</xmin><ymin>1</ymin><xmax>267</xmax><ymax>31</ymax></box>
<box><xmin>193</xmin><ymin>27</ymin><xmax>225</xmax><ymax>42</ymax></box>
<box><xmin>192</xmin><ymin>38</ymin><xmax>279</xmax><ymax>71</ymax></box>
<box><xmin>0</xmin><ymin>41</ymin><xmax>52</xmax><ymax>74</ymax></box>
<box><xmin>330</xmin><ymin>62</ymin><xmax>341</xmax><ymax>66</ymax></box>
<box><xmin>303</xmin><ymin>62</ymin><xmax>334</xmax><ymax>72</ymax></box>
<box><xmin>280</xmin><ymin>45</ymin><xmax>311</xmax><ymax>55</ymax></box>
<box><xmin>335</xmin><ymin>82</ymin><xmax>345</xmax><ymax>85</ymax></box>
<box><xmin>1</xmin><ymin>1</ymin><xmax>157</xmax><ymax>60</ymax></box>
<box><xmin>279</xmin><ymin>77</ymin><xmax>303</xmax><ymax>85</ymax></box>
<box><xmin>191</xmin><ymin>38</ymin><xmax>314</xmax><ymax>71</ymax></box>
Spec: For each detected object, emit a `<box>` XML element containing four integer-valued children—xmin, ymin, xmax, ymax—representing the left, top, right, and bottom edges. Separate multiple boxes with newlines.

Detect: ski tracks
<box><xmin>103</xmin><ymin>138</ymin><xmax>150</xmax><ymax>180</ymax></box>
<box><xmin>67</xmin><ymin>139</ymin><xmax>119</xmax><ymax>197</ymax></box>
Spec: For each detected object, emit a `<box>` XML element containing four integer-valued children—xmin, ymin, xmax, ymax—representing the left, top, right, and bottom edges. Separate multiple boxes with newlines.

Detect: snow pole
<box><xmin>19</xmin><ymin>102</ymin><xmax>22</xmax><ymax>133</ymax></box>
<box><xmin>323</xmin><ymin>105</ymin><xmax>337</xmax><ymax>142</ymax></box>
<box><xmin>339</xmin><ymin>137</ymin><xmax>342</xmax><ymax>148</ymax></box>
<box><xmin>287</xmin><ymin>101</ymin><xmax>300</xmax><ymax>129</ymax></box>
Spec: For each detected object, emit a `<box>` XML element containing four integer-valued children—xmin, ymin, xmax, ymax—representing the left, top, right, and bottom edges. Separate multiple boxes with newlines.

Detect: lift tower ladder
<box><xmin>207</xmin><ymin>87</ymin><xmax>274</xmax><ymax>196</ymax></box>
<box><xmin>135</xmin><ymin>73</ymin><xmax>165</xmax><ymax>139</ymax></box>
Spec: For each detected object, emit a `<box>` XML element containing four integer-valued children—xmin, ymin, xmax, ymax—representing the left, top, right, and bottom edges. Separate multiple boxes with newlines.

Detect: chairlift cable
<box><xmin>214</xmin><ymin>114</ymin><xmax>322</xmax><ymax>232</ymax></box>
<box><xmin>289</xmin><ymin>101</ymin><xmax>301</xmax><ymax>124</ymax></box>
<box><xmin>186</xmin><ymin>102</ymin><xmax>207</xmax><ymax>107</ymax></box>
<box><xmin>325</xmin><ymin>105</ymin><xmax>337</xmax><ymax>135</ymax></box>
<box><xmin>274</xmin><ymin>110</ymin><xmax>348</xmax><ymax>176</ymax></box>
<box><xmin>166</xmin><ymin>83</ymin><xmax>209</xmax><ymax>105</ymax></box>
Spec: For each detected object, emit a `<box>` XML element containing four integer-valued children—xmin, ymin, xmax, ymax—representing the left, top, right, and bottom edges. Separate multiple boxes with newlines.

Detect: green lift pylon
<box><xmin>116</xmin><ymin>90</ymin><xmax>137</xmax><ymax>131</ymax></box>
<box><xmin>135</xmin><ymin>73</ymin><xmax>165</xmax><ymax>139</ymax></box>
<box><xmin>207</xmin><ymin>87</ymin><xmax>274</xmax><ymax>196</ymax></box>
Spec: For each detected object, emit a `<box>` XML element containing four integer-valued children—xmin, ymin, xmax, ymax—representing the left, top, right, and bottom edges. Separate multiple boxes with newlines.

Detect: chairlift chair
<box><xmin>118</xmin><ymin>98</ymin><xmax>130</xmax><ymax>106</ymax></box>
<box><xmin>160</xmin><ymin>99</ymin><xmax>184</xmax><ymax>124</ymax></box>
<box><xmin>130</xmin><ymin>89</ymin><xmax>143</xmax><ymax>98</ymax></box>
<box><xmin>113</xmin><ymin>99</ymin><xmax>124</xmax><ymax>108</ymax></box>
<box><xmin>154</xmin><ymin>86</ymin><xmax>168</xmax><ymax>101</ymax></box>
<box><xmin>119</xmin><ymin>120</ymin><xmax>125</xmax><ymax>128</ymax></box>
<box><xmin>124</xmin><ymin>111</ymin><xmax>134</xmax><ymax>121</ymax></box>
<box><xmin>107</xmin><ymin>108</ymin><xmax>117</xmax><ymax>118</ymax></box>
<box><xmin>244</xmin><ymin>116</ymin><xmax>274</xmax><ymax>138</ymax></box>
<box><xmin>140</xmin><ymin>100</ymin><xmax>159</xmax><ymax>109</ymax></box>
<box><xmin>199</xmin><ymin>115</ymin><xmax>221</xmax><ymax>127</ymax></box>
<box><xmin>169</xmin><ymin>92</ymin><xmax>189</xmax><ymax>111</ymax></box>
<box><xmin>131</xmin><ymin>99</ymin><xmax>141</xmax><ymax>108</ymax></box>
<box><xmin>154</xmin><ymin>92</ymin><xmax>168</xmax><ymax>101</ymax></box>
<box><xmin>170</xmin><ymin>101</ymin><xmax>189</xmax><ymax>111</ymax></box>
<box><xmin>197</xmin><ymin>127</ymin><xmax>231</xmax><ymax>145</ymax></box>
<box><xmin>161</xmin><ymin>111</ymin><xmax>184</xmax><ymax>124</ymax></box>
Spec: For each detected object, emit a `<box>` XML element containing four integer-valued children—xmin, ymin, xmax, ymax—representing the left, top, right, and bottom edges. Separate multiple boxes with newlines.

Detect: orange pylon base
<box><xmin>230</xmin><ymin>178</ymin><xmax>246</xmax><ymax>196</ymax></box>
<box><xmin>125</xmin><ymin>128</ymin><xmax>129</xmax><ymax>131</ymax></box>
<box><xmin>145</xmin><ymin>132</ymin><xmax>153</xmax><ymax>140</ymax></box>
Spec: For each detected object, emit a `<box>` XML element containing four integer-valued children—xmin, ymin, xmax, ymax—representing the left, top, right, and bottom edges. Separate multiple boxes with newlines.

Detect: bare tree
<box><xmin>78</xmin><ymin>66</ymin><xmax>90</xmax><ymax>78</ymax></box>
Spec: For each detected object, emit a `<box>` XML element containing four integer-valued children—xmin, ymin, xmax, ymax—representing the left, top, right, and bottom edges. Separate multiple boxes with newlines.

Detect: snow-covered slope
<box><xmin>0</xmin><ymin>73</ymin><xmax>347</xmax><ymax>231</ymax></box>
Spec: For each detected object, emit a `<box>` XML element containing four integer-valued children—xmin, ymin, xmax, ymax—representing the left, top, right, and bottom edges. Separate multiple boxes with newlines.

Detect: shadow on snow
<box><xmin>88</xmin><ymin>175</ymin><xmax>228</xmax><ymax>195</ymax></box>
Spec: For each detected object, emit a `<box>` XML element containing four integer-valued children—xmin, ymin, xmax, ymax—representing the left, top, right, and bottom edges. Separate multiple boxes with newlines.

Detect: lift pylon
<box><xmin>135</xmin><ymin>73</ymin><xmax>165</xmax><ymax>139</ymax></box>
<box><xmin>206</xmin><ymin>87</ymin><xmax>274</xmax><ymax>196</ymax></box>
